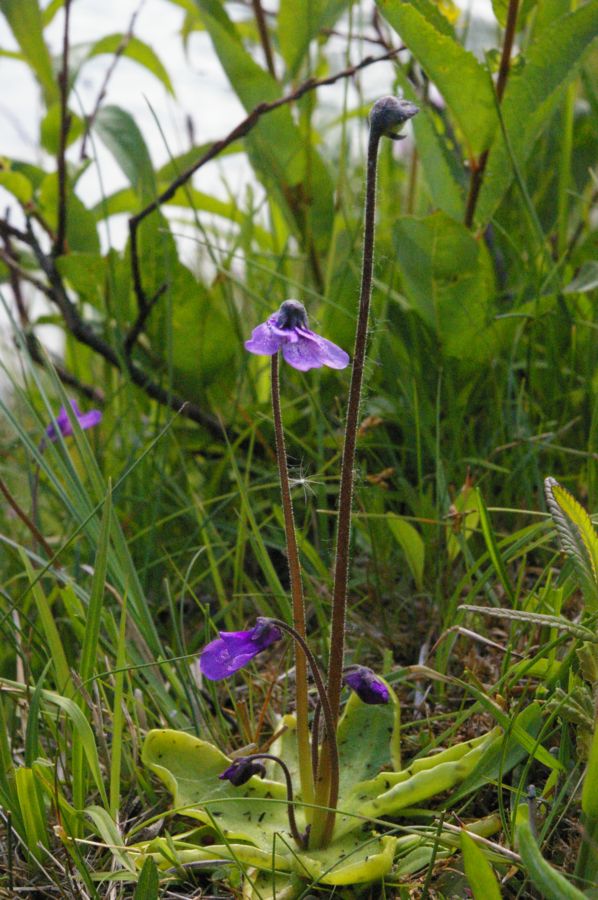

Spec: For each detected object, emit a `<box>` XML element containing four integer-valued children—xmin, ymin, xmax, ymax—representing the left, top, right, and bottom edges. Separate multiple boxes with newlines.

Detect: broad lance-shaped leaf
<box><xmin>83</xmin><ymin>34</ymin><xmax>174</xmax><ymax>95</ymax></box>
<box><xmin>193</xmin><ymin>2</ymin><xmax>334</xmax><ymax>255</ymax></box>
<box><xmin>475</xmin><ymin>4</ymin><xmax>598</xmax><ymax>225</ymax></box>
<box><xmin>544</xmin><ymin>477</ymin><xmax>598</xmax><ymax>610</ymax></box>
<box><xmin>393</xmin><ymin>212</ymin><xmax>496</xmax><ymax>364</ymax></box>
<box><xmin>374</xmin><ymin>0</ymin><xmax>497</xmax><ymax>156</ymax></box>
<box><xmin>278</xmin><ymin>0</ymin><xmax>349</xmax><ymax>79</ymax></box>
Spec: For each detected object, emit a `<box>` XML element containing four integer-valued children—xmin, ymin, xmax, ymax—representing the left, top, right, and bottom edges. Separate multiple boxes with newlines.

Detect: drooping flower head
<box><xmin>245</xmin><ymin>299</ymin><xmax>350</xmax><ymax>372</ymax></box>
<box><xmin>45</xmin><ymin>399</ymin><xmax>102</xmax><ymax>442</ymax></box>
<box><xmin>219</xmin><ymin>757</ymin><xmax>267</xmax><ymax>787</ymax></box>
<box><xmin>200</xmin><ymin>617</ymin><xmax>283</xmax><ymax>681</ymax></box>
<box><xmin>343</xmin><ymin>665</ymin><xmax>390</xmax><ymax>705</ymax></box>
<box><xmin>369</xmin><ymin>96</ymin><xmax>420</xmax><ymax>141</ymax></box>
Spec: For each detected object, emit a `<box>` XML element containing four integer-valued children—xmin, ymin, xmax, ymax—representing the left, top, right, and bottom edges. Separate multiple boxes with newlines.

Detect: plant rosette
<box><xmin>136</xmin><ymin>685</ymin><xmax>503</xmax><ymax>896</ymax></box>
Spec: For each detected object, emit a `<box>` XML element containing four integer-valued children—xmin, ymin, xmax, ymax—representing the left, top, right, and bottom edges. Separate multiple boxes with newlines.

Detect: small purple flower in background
<box><xmin>343</xmin><ymin>665</ymin><xmax>390</xmax><ymax>705</ymax></box>
<box><xmin>45</xmin><ymin>399</ymin><xmax>102</xmax><ymax>442</ymax></box>
<box><xmin>219</xmin><ymin>758</ymin><xmax>267</xmax><ymax>787</ymax></box>
<box><xmin>245</xmin><ymin>299</ymin><xmax>350</xmax><ymax>372</ymax></box>
<box><xmin>200</xmin><ymin>617</ymin><xmax>283</xmax><ymax>681</ymax></box>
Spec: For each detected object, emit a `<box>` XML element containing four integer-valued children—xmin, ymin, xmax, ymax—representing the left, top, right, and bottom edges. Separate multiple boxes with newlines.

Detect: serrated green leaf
<box><xmin>85</xmin><ymin>34</ymin><xmax>174</xmax><ymax>95</ymax></box>
<box><xmin>396</xmin><ymin>70</ymin><xmax>465</xmax><ymax>220</ymax></box>
<box><xmin>93</xmin><ymin>105</ymin><xmax>155</xmax><ymax>204</ymax></box>
<box><xmin>0</xmin><ymin>0</ymin><xmax>57</xmax><ymax>103</ymax></box>
<box><xmin>393</xmin><ymin>212</ymin><xmax>495</xmax><ymax>361</ymax></box>
<box><xmin>375</xmin><ymin>0</ymin><xmax>497</xmax><ymax>155</ymax></box>
<box><xmin>476</xmin><ymin>4</ymin><xmax>598</xmax><ymax>225</ymax></box>
<box><xmin>544</xmin><ymin>477</ymin><xmax>598</xmax><ymax>610</ymax></box>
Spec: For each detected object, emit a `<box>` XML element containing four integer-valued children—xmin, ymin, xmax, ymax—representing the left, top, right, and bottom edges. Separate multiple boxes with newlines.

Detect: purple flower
<box><xmin>219</xmin><ymin>758</ymin><xmax>267</xmax><ymax>787</ymax></box>
<box><xmin>343</xmin><ymin>666</ymin><xmax>390</xmax><ymax>705</ymax></box>
<box><xmin>45</xmin><ymin>399</ymin><xmax>102</xmax><ymax>442</ymax></box>
<box><xmin>199</xmin><ymin>617</ymin><xmax>283</xmax><ymax>681</ymax></box>
<box><xmin>245</xmin><ymin>299</ymin><xmax>350</xmax><ymax>372</ymax></box>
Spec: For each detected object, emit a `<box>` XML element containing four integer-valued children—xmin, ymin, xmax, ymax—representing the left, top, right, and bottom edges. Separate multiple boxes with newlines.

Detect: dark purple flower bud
<box><xmin>245</xmin><ymin>299</ymin><xmax>350</xmax><ymax>372</ymax></box>
<box><xmin>45</xmin><ymin>399</ymin><xmax>102</xmax><ymax>442</ymax></box>
<box><xmin>199</xmin><ymin>617</ymin><xmax>283</xmax><ymax>681</ymax></box>
<box><xmin>343</xmin><ymin>666</ymin><xmax>390</xmax><ymax>705</ymax></box>
<box><xmin>219</xmin><ymin>757</ymin><xmax>267</xmax><ymax>787</ymax></box>
<box><xmin>369</xmin><ymin>96</ymin><xmax>419</xmax><ymax>141</ymax></box>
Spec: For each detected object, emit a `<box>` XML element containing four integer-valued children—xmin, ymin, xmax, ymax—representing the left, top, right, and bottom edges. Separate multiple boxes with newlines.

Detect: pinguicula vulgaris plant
<box><xmin>138</xmin><ymin>98</ymin><xmax>509</xmax><ymax>895</ymax></box>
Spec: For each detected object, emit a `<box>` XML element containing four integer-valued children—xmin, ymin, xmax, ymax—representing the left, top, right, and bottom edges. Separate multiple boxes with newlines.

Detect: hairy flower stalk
<box><xmin>271</xmin><ymin>352</ymin><xmax>314</xmax><ymax>813</ymax></box>
<box><xmin>219</xmin><ymin>753</ymin><xmax>305</xmax><ymax>848</ymax></box>
<box><xmin>311</xmin><ymin>96</ymin><xmax>419</xmax><ymax>849</ymax></box>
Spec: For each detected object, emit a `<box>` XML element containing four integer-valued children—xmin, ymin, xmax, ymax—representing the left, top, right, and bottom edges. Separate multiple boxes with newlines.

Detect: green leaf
<box><xmin>55</xmin><ymin>252</ymin><xmax>108</xmax><ymax>305</ymax></box>
<box><xmin>544</xmin><ymin>477</ymin><xmax>598</xmax><ymax>610</ymax></box>
<box><xmin>517</xmin><ymin>819</ymin><xmax>586</xmax><ymax>900</ymax></box>
<box><xmin>461</xmin><ymin>830</ymin><xmax>501</xmax><ymax>899</ymax></box>
<box><xmin>564</xmin><ymin>261</ymin><xmax>598</xmax><ymax>294</ymax></box>
<box><xmin>0</xmin><ymin>170</ymin><xmax>33</xmax><ymax>205</ymax></box>
<box><xmin>374</xmin><ymin>0</ymin><xmax>497</xmax><ymax>155</ymax></box>
<box><xmin>476</xmin><ymin>4</ymin><xmax>598</xmax><ymax>225</ymax></box>
<box><xmin>40</xmin><ymin>103</ymin><xmax>85</xmax><ymax>155</ymax></box>
<box><xmin>387</xmin><ymin>515</ymin><xmax>425</xmax><ymax>590</ymax></box>
<box><xmin>359</xmin><ymin>728</ymin><xmax>501</xmax><ymax>820</ymax></box>
<box><xmin>133</xmin><ymin>856</ymin><xmax>160</xmax><ymax>899</ymax></box>
<box><xmin>93</xmin><ymin>105</ymin><xmax>155</xmax><ymax>203</ymax></box>
<box><xmin>0</xmin><ymin>0</ymin><xmax>57</xmax><ymax>103</ymax></box>
<box><xmin>14</xmin><ymin>767</ymin><xmax>49</xmax><ymax>862</ymax></box>
<box><xmin>395</xmin><ymin>70</ymin><xmax>465</xmax><ymax>220</ymax></box>
<box><xmin>38</xmin><ymin>173</ymin><xmax>100</xmax><ymax>254</ymax></box>
<box><xmin>84</xmin><ymin>34</ymin><xmax>174</xmax><ymax>95</ymax></box>
<box><xmin>142</xmin><ymin>729</ymin><xmax>291</xmax><ymax>846</ymax></box>
<box><xmin>393</xmin><ymin>212</ymin><xmax>495</xmax><ymax>361</ymax></box>
<box><xmin>86</xmin><ymin>806</ymin><xmax>136</xmax><ymax>873</ymax></box>
<box><xmin>278</xmin><ymin>0</ymin><xmax>349</xmax><ymax>78</ymax></box>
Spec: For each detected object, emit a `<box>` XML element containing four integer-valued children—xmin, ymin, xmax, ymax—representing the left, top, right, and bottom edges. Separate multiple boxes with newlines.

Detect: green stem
<box><xmin>269</xmin><ymin>618</ymin><xmax>339</xmax><ymax>847</ymax></box>
<box><xmin>271</xmin><ymin>355</ymin><xmax>315</xmax><ymax>813</ymax></box>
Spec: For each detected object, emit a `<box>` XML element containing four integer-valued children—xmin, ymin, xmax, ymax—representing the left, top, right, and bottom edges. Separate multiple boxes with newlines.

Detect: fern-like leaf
<box><xmin>544</xmin><ymin>477</ymin><xmax>598</xmax><ymax>610</ymax></box>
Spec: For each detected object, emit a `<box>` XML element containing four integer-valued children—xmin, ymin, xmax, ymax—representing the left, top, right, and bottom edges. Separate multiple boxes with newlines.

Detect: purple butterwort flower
<box><xmin>245</xmin><ymin>299</ymin><xmax>350</xmax><ymax>372</ymax></box>
<box><xmin>45</xmin><ymin>399</ymin><xmax>102</xmax><ymax>442</ymax></box>
<box><xmin>199</xmin><ymin>617</ymin><xmax>283</xmax><ymax>681</ymax></box>
<box><xmin>219</xmin><ymin>758</ymin><xmax>266</xmax><ymax>787</ymax></box>
<box><xmin>343</xmin><ymin>665</ymin><xmax>390</xmax><ymax>705</ymax></box>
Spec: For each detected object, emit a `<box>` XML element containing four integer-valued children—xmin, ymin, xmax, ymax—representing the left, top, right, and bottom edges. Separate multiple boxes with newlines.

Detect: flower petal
<box><xmin>303</xmin><ymin>331</ymin><xmax>350</xmax><ymax>370</ymax></box>
<box><xmin>45</xmin><ymin>400</ymin><xmax>102</xmax><ymax>441</ymax></box>
<box><xmin>343</xmin><ymin>666</ymin><xmax>390</xmax><ymax>704</ymax></box>
<box><xmin>282</xmin><ymin>330</ymin><xmax>350</xmax><ymax>371</ymax></box>
<box><xmin>245</xmin><ymin>320</ymin><xmax>284</xmax><ymax>356</ymax></box>
<box><xmin>199</xmin><ymin>619</ymin><xmax>282</xmax><ymax>680</ymax></box>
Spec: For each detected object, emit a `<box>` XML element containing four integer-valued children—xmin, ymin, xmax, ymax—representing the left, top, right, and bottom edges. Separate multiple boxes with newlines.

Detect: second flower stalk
<box><xmin>200</xmin><ymin>96</ymin><xmax>419</xmax><ymax>850</ymax></box>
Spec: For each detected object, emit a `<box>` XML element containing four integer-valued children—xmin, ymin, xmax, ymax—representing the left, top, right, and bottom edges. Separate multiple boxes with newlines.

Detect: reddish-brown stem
<box><xmin>251</xmin><ymin>0</ymin><xmax>276</xmax><ymax>79</ymax></box>
<box><xmin>464</xmin><ymin>0</ymin><xmax>520</xmax><ymax>229</ymax></box>
<box><xmin>54</xmin><ymin>0</ymin><xmax>73</xmax><ymax>257</ymax></box>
